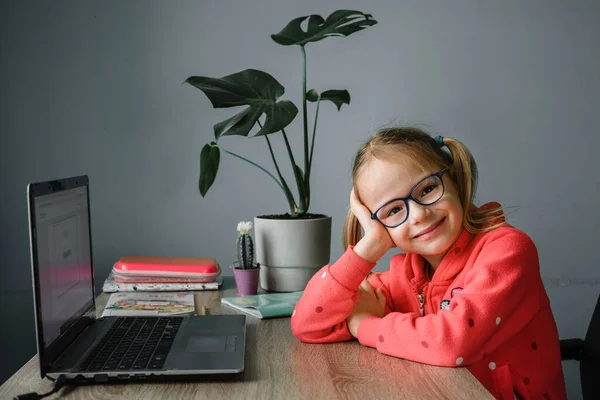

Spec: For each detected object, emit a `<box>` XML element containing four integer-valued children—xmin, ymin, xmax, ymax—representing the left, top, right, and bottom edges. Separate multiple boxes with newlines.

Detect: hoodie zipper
<box><xmin>417</xmin><ymin>293</ymin><xmax>426</xmax><ymax>317</ymax></box>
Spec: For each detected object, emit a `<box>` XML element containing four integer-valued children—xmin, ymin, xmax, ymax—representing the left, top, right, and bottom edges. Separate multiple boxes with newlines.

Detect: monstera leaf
<box><xmin>306</xmin><ymin>89</ymin><xmax>351</xmax><ymax>111</ymax></box>
<box><xmin>186</xmin><ymin>69</ymin><xmax>298</xmax><ymax>139</ymax></box>
<box><xmin>199</xmin><ymin>143</ymin><xmax>220</xmax><ymax>197</ymax></box>
<box><xmin>271</xmin><ymin>10</ymin><xmax>377</xmax><ymax>46</ymax></box>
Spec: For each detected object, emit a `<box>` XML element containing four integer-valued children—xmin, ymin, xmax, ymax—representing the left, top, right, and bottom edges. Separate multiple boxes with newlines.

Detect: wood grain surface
<box><xmin>0</xmin><ymin>279</ymin><xmax>493</xmax><ymax>399</ymax></box>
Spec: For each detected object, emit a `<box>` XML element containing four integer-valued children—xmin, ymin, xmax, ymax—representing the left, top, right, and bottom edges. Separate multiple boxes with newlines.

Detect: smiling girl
<box><xmin>291</xmin><ymin>127</ymin><xmax>566</xmax><ymax>399</ymax></box>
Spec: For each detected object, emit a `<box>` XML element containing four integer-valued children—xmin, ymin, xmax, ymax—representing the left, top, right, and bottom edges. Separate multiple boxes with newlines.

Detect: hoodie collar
<box><xmin>409</xmin><ymin>227</ymin><xmax>475</xmax><ymax>283</ymax></box>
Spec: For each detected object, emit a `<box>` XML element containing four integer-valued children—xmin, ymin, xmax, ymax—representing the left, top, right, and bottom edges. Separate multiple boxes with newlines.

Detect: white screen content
<box><xmin>33</xmin><ymin>187</ymin><xmax>94</xmax><ymax>346</ymax></box>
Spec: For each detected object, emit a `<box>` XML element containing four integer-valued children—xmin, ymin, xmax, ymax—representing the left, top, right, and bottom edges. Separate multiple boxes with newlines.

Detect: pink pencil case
<box><xmin>112</xmin><ymin>256</ymin><xmax>221</xmax><ymax>279</ymax></box>
<box><xmin>112</xmin><ymin>274</ymin><xmax>218</xmax><ymax>284</ymax></box>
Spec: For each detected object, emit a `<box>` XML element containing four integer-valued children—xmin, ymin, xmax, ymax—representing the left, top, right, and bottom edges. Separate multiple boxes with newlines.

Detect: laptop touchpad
<box><xmin>185</xmin><ymin>336</ymin><xmax>237</xmax><ymax>352</ymax></box>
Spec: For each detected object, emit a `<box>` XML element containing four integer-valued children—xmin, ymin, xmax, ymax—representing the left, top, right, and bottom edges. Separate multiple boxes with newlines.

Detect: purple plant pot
<box><xmin>232</xmin><ymin>262</ymin><xmax>260</xmax><ymax>296</ymax></box>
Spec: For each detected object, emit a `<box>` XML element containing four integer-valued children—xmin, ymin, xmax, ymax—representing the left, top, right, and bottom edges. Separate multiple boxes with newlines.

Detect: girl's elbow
<box><xmin>291</xmin><ymin>311</ymin><xmax>307</xmax><ymax>333</ymax></box>
<box><xmin>290</xmin><ymin>314</ymin><xmax>344</xmax><ymax>343</ymax></box>
<box><xmin>291</xmin><ymin>316</ymin><xmax>321</xmax><ymax>343</ymax></box>
<box><xmin>293</xmin><ymin>332</ymin><xmax>325</xmax><ymax>344</ymax></box>
<box><xmin>291</xmin><ymin>328</ymin><xmax>323</xmax><ymax>343</ymax></box>
<box><xmin>290</xmin><ymin>318</ymin><xmax>306</xmax><ymax>340</ymax></box>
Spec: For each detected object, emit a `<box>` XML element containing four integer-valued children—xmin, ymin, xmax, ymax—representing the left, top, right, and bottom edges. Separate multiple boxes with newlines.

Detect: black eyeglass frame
<box><xmin>370</xmin><ymin>168</ymin><xmax>449</xmax><ymax>228</ymax></box>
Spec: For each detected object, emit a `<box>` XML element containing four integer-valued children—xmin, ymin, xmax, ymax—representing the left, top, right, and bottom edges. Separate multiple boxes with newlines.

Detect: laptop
<box><xmin>27</xmin><ymin>175</ymin><xmax>246</xmax><ymax>382</ymax></box>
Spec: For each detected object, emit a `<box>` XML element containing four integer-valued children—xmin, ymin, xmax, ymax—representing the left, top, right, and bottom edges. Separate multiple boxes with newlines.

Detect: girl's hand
<box><xmin>350</xmin><ymin>188</ymin><xmax>395</xmax><ymax>263</ymax></box>
<box><xmin>347</xmin><ymin>279</ymin><xmax>386</xmax><ymax>338</ymax></box>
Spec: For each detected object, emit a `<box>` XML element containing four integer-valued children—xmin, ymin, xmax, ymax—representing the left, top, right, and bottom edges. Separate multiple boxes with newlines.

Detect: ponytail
<box><xmin>442</xmin><ymin>137</ymin><xmax>478</xmax><ymax>220</ymax></box>
<box><xmin>443</xmin><ymin>137</ymin><xmax>507</xmax><ymax>233</ymax></box>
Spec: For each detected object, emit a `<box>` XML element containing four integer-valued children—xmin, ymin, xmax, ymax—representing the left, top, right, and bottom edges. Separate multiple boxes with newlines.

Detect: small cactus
<box><xmin>236</xmin><ymin>221</ymin><xmax>255</xmax><ymax>269</ymax></box>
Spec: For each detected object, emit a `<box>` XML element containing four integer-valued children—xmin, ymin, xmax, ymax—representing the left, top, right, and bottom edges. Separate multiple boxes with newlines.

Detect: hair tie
<box><xmin>434</xmin><ymin>135</ymin><xmax>445</xmax><ymax>148</ymax></box>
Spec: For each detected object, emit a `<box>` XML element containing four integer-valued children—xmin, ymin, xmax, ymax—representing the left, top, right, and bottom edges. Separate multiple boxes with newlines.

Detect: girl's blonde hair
<box><xmin>342</xmin><ymin>127</ymin><xmax>506</xmax><ymax>250</ymax></box>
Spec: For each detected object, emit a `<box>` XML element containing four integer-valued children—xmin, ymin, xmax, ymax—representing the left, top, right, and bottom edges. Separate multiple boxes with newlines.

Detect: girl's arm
<box><xmin>290</xmin><ymin>247</ymin><xmax>393</xmax><ymax>343</ymax></box>
<box><xmin>356</xmin><ymin>228</ymin><xmax>543</xmax><ymax>367</ymax></box>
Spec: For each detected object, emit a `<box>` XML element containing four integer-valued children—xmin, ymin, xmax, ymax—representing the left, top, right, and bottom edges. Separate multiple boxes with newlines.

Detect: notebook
<box><xmin>221</xmin><ymin>291</ymin><xmax>303</xmax><ymax>319</ymax></box>
<box><xmin>101</xmin><ymin>292</ymin><xmax>195</xmax><ymax>317</ymax></box>
<box><xmin>27</xmin><ymin>175</ymin><xmax>246</xmax><ymax>382</ymax></box>
<box><xmin>102</xmin><ymin>272</ymin><xmax>223</xmax><ymax>293</ymax></box>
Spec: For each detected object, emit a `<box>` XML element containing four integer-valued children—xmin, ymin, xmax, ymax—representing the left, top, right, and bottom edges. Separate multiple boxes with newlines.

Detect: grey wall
<box><xmin>1</xmin><ymin>0</ymin><xmax>598</xmax><ymax>396</ymax></box>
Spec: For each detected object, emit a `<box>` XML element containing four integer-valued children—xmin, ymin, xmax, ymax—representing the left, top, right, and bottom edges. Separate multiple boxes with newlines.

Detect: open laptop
<box><xmin>27</xmin><ymin>175</ymin><xmax>246</xmax><ymax>382</ymax></box>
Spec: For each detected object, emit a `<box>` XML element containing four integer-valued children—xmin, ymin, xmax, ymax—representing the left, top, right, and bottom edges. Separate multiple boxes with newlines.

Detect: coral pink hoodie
<box><xmin>291</xmin><ymin>204</ymin><xmax>566</xmax><ymax>399</ymax></box>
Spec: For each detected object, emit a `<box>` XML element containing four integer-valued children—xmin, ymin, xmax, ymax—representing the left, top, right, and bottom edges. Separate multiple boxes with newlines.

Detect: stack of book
<box><xmin>102</xmin><ymin>256</ymin><xmax>222</xmax><ymax>293</ymax></box>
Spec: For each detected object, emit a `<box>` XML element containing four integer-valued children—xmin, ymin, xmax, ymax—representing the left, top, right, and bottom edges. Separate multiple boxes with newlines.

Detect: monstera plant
<box><xmin>186</xmin><ymin>10</ymin><xmax>377</xmax><ymax>292</ymax></box>
<box><xmin>186</xmin><ymin>9</ymin><xmax>377</xmax><ymax>218</ymax></box>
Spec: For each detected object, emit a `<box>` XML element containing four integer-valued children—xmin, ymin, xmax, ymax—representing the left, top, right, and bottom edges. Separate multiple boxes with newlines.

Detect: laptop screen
<box><xmin>30</xmin><ymin>180</ymin><xmax>94</xmax><ymax>349</ymax></box>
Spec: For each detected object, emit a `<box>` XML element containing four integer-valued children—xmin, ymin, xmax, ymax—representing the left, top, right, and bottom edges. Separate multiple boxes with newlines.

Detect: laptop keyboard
<box><xmin>79</xmin><ymin>316</ymin><xmax>183</xmax><ymax>372</ymax></box>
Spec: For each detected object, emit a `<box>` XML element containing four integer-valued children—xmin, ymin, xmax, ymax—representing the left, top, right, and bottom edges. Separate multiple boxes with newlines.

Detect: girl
<box><xmin>291</xmin><ymin>127</ymin><xmax>566</xmax><ymax>399</ymax></box>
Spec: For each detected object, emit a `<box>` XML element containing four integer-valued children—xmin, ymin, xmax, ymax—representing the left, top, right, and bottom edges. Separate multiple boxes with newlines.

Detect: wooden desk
<box><xmin>0</xmin><ymin>278</ymin><xmax>493</xmax><ymax>399</ymax></box>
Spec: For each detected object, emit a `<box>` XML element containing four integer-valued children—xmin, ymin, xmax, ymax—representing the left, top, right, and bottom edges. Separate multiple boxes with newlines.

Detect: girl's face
<box><xmin>356</xmin><ymin>158</ymin><xmax>464</xmax><ymax>268</ymax></box>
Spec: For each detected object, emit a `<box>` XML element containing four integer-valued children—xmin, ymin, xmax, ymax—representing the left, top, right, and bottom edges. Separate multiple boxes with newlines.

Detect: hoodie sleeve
<box><xmin>291</xmin><ymin>246</ymin><xmax>393</xmax><ymax>343</ymax></box>
<box><xmin>356</xmin><ymin>228</ymin><xmax>542</xmax><ymax>367</ymax></box>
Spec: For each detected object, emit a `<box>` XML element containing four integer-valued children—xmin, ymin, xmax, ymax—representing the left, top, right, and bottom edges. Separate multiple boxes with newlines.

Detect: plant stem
<box><xmin>305</xmin><ymin>96</ymin><xmax>321</xmax><ymax>211</ymax></box>
<box><xmin>257</xmin><ymin>119</ymin><xmax>298</xmax><ymax>215</ymax></box>
<box><xmin>217</xmin><ymin>145</ymin><xmax>296</xmax><ymax>213</ymax></box>
<box><xmin>280</xmin><ymin>128</ymin><xmax>298</xmax><ymax>172</ymax></box>
<box><xmin>264</xmin><ymin>134</ymin><xmax>298</xmax><ymax>214</ymax></box>
<box><xmin>263</xmin><ymin>135</ymin><xmax>286</xmax><ymax>188</ymax></box>
<box><xmin>308</xmin><ymin>96</ymin><xmax>321</xmax><ymax>182</ymax></box>
<box><xmin>281</xmin><ymin>127</ymin><xmax>306</xmax><ymax>213</ymax></box>
<box><xmin>301</xmin><ymin>45</ymin><xmax>310</xmax><ymax>209</ymax></box>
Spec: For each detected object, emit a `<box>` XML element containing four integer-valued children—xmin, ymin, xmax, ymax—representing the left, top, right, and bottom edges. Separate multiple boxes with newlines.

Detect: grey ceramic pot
<box><xmin>254</xmin><ymin>215</ymin><xmax>332</xmax><ymax>292</ymax></box>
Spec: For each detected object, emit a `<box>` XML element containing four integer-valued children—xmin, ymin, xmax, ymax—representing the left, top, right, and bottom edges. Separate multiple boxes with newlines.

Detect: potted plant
<box><xmin>232</xmin><ymin>221</ymin><xmax>260</xmax><ymax>296</ymax></box>
<box><xmin>186</xmin><ymin>10</ymin><xmax>377</xmax><ymax>292</ymax></box>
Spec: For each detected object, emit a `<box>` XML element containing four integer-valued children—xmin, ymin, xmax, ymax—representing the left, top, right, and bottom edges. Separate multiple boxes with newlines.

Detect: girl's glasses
<box><xmin>371</xmin><ymin>169</ymin><xmax>448</xmax><ymax>228</ymax></box>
